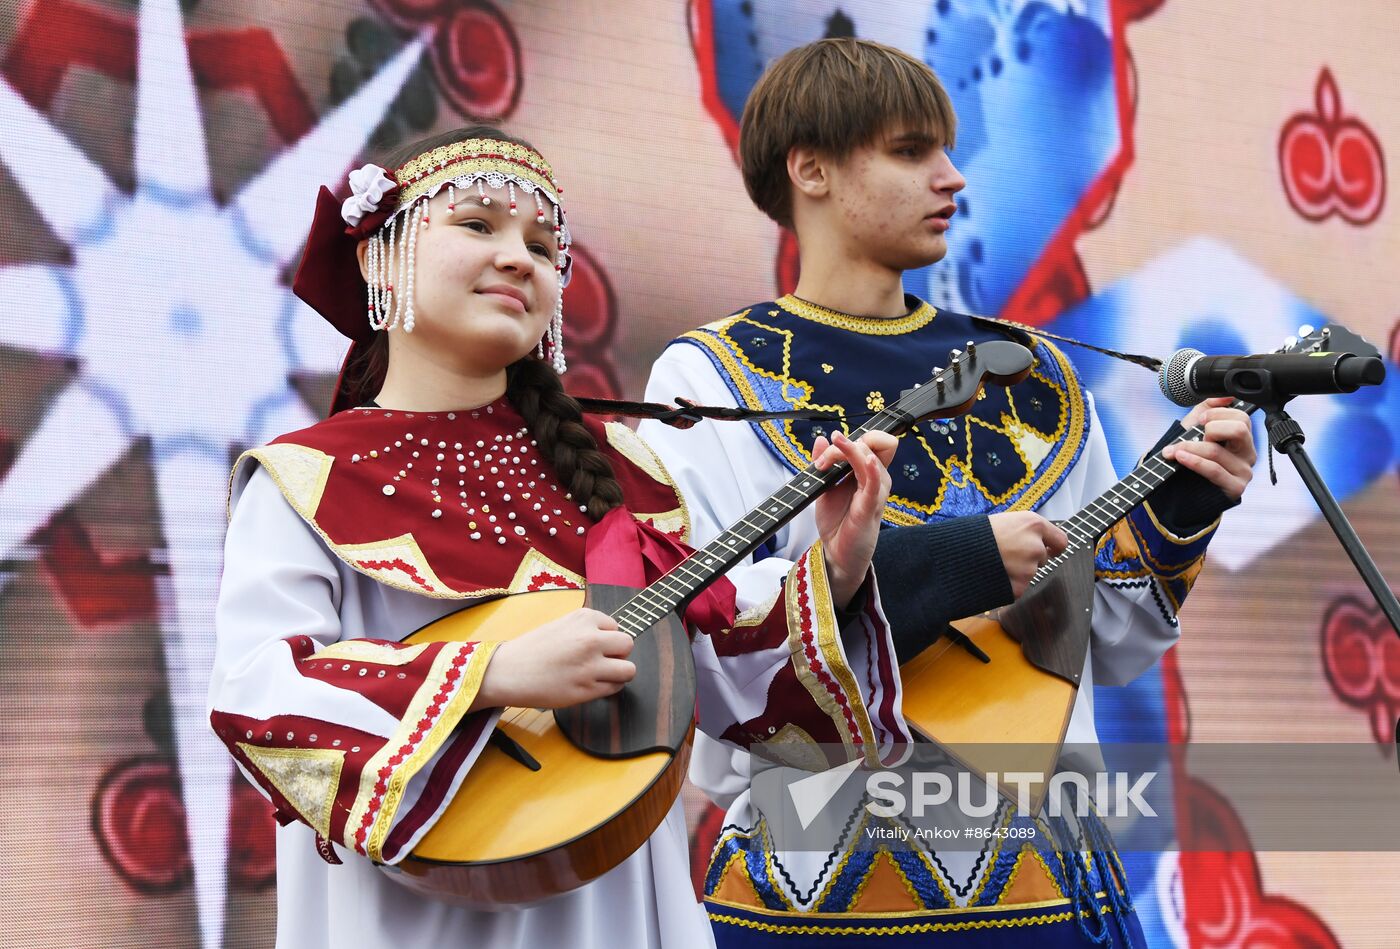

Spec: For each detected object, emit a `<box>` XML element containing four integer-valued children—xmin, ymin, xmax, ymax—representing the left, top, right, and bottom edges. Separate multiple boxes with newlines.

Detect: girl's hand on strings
<box><xmin>474</xmin><ymin>609</ymin><xmax>635</xmax><ymax>710</ymax></box>
<box><xmin>811</xmin><ymin>431</ymin><xmax>897</xmax><ymax>610</ymax></box>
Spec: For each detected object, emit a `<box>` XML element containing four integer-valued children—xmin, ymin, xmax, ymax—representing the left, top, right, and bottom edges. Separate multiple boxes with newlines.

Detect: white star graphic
<box><xmin>0</xmin><ymin>2</ymin><xmax>425</xmax><ymax>944</ymax></box>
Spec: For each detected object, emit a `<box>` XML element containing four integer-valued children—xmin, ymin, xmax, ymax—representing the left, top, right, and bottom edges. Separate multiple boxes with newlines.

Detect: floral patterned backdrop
<box><xmin>0</xmin><ymin>1</ymin><xmax>1397</xmax><ymax>946</ymax></box>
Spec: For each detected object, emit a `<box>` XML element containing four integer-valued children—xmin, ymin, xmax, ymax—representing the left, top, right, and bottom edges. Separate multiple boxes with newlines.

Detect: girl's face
<box><xmin>395</xmin><ymin>186</ymin><xmax>561</xmax><ymax>375</ymax></box>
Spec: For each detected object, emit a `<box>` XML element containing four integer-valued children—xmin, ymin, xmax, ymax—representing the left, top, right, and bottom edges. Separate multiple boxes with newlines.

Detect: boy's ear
<box><xmin>787</xmin><ymin>145</ymin><xmax>830</xmax><ymax>200</ymax></box>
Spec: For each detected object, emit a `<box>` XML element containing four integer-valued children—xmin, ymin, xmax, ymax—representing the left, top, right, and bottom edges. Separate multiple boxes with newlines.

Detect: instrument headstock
<box><xmin>1279</xmin><ymin>322</ymin><xmax>1379</xmax><ymax>358</ymax></box>
<box><xmin>879</xmin><ymin>339</ymin><xmax>1035</xmax><ymax>432</ymax></box>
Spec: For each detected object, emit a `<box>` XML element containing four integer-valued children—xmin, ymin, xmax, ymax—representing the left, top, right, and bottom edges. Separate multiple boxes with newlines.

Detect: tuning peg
<box><xmin>966</xmin><ymin>340</ymin><xmax>976</xmax><ymax>357</ymax></box>
<box><xmin>951</xmin><ymin>350</ymin><xmax>963</xmax><ymax>375</ymax></box>
<box><xmin>1284</xmin><ymin>335</ymin><xmax>1298</xmax><ymax>349</ymax></box>
<box><xmin>1297</xmin><ymin>324</ymin><xmax>1315</xmax><ymax>337</ymax></box>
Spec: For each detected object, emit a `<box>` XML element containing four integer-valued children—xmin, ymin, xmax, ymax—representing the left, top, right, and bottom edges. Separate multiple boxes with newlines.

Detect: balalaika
<box><xmin>899</xmin><ymin>324</ymin><xmax>1375</xmax><ymax>811</ymax></box>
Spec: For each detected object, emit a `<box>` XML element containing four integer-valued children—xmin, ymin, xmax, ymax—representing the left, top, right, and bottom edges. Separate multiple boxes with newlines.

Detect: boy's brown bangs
<box><xmin>822</xmin><ymin>47</ymin><xmax>957</xmax><ymax>156</ymax></box>
<box><xmin>739</xmin><ymin>39</ymin><xmax>956</xmax><ymax>227</ymax></box>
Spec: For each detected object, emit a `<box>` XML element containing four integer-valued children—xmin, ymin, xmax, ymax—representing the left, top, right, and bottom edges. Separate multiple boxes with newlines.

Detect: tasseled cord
<box><xmin>1043</xmin><ymin>782</ymin><xmax>1137</xmax><ymax>948</ymax></box>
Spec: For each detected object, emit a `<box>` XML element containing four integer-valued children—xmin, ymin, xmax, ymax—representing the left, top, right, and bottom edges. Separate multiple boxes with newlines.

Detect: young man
<box><xmin>639</xmin><ymin>38</ymin><xmax>1255</xmax><ymax>947</ymax></box>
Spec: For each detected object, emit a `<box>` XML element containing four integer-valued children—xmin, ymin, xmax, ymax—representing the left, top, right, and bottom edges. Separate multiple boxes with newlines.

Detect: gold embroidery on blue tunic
<box><xmin>679</xmin><ymin>299</ymin><xmax>1091</xmax><ymax>524</ymax></box>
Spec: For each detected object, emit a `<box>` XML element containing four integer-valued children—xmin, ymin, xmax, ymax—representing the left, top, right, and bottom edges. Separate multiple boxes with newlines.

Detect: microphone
<box><xmin>1159</xmin><ymin>348</ymin><xmax>1386</xmax><ymax>407</ymax></box>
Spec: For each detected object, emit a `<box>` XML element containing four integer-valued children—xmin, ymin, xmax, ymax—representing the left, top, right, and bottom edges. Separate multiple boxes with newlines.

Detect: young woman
<box><xmin>207</xmin><ymin>126</ymin><xmax>909</xmax><ymax>948</ymax></box>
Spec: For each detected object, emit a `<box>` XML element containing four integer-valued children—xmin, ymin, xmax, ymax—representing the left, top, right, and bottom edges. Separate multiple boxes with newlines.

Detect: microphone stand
<box><xmin>1241</xmin><ymin>373</ymin><xmax>1400</xmax><ymax>763</ymax></box>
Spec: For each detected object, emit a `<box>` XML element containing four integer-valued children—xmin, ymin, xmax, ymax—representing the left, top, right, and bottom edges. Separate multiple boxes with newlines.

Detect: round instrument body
<box><xmin>392</xmin><ymin>588</ymin><xmax>695</xmax><ymax>905</ymax></box>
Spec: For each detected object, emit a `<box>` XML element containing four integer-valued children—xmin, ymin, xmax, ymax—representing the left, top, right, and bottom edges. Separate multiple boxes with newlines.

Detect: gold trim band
<box><xmin>777</xmin><ymin>295</ymin><xmax>937</xmax><ymax>335</ymax></box>
<box><xmin>394</xmin><ymin>139</ymin><xmax>562</xmax><ymax>209</ymax></box>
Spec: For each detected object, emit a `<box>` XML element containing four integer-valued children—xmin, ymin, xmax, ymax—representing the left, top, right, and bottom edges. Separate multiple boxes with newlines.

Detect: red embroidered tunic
<box><xmin>207</xmin><ymin>398</ymin><xmax>905</xmax><ymax>946</ymax></box>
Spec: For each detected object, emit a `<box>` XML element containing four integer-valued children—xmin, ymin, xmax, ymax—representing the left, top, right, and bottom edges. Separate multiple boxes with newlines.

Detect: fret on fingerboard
<box><xmin>1028</xmin><ymin>397</ymin><xmax>1249</xmax><ymax>586</ymax></box>
<box><xmin>612</xmin><ymin>414</ymin><xmax>904</xmax><ymax>637</ymax></box>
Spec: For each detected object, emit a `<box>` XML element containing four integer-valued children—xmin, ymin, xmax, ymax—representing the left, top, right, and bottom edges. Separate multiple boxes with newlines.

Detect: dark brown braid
<box><xmin>506</xmin><ymin>358</ymin><xmax>625</xmax><ymax>521</ymax></box>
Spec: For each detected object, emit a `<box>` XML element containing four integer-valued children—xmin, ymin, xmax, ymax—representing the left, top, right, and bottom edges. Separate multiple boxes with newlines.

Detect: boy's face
<box><xmin>825</xmin><ymin>126</ymin><xmax>965</xmax><ymax>271</ymax></box>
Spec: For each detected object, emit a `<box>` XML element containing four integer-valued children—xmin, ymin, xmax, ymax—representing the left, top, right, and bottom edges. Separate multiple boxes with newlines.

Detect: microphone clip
<box><xmin>1262</xmin><ymin>408</ymin><xmax>1306</xmax><ymax>486</ymax></box>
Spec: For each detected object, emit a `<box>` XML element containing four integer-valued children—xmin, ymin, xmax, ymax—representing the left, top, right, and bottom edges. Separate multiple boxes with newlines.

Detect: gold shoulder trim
<box><xmin>233</xmin><ymin>448</ymin><xmax>507</xmax><ymax>601</ymax></box>
<box><xmin>1006</xmin><ymin>336</ymin><xmax>1089</xmax><ymax>513</ymax></box>
<box><xmin>232</xmin><ymin>444</ymin><xmax>334</xmax><ymax>521</ymax></box>
<box><xmin>695</xmin><ymin>308</ymin><xmax>752</xmax><ymax>333</ymax></box>
<box><xmin>604</xmin><ymin>421</ymin><xmax>692</xmax><ymax>543</ymax></box>
<box><xmin>637</xmin><ymin>507</ymin><xmax>688</xmax><ymax>539</ymax></box>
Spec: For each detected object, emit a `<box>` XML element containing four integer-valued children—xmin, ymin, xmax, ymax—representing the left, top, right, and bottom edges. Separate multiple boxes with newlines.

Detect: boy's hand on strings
<box><xmin>812</xmin><ymin>431</ymin><xmax>897</xmax><ymax>611</ymax></box>
<box><xmin>988</xmin><ymin>511</ymin><xmax>1069</xmax><ymax>599</ymax></box>
<box><xmin>1162</xmin><ymin>397</ymin><xmax>1256</xmax><ymax>501</ymax></box>
<box><xmin>475</xmin><ymin>609</ymin><xmax>635</xmax><ymax>710</ymax></box>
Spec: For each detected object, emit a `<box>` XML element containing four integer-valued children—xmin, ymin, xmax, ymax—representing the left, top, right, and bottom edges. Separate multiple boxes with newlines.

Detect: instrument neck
<box><xmin>610</xmin><ymin>412</ymin><xmax>907</xmax><ymax>637</ymax></box>
<box><xmin>1028</xmin><ymin>396</ymin><xmax>1251</xmax><ymax>588</ymax></box>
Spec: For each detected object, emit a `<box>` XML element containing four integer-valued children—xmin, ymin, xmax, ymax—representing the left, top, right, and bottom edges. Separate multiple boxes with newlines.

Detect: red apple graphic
<box><xmin>1321</xmin><ymin>596</ymin><xmax>1400</xmax><ymax>749</ymax></box>
<box><xmin>1279</xmin><ymin>68</ymin><xmax>1386</xmax><ymax>225</ymax></box>
<box><xmin>431</xmin><ymin>1</ymin><xmax>521</xmax><ymax>120</ymax></box>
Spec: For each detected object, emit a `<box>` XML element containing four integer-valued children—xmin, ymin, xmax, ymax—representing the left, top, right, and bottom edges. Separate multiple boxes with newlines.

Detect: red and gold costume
<box><xmin>207</xmin><ymin>136</ymin><xmax>906</xmax><ymax>947</ymax></box>
<box><xmin>210</xmin><ymin>400</ymin><xmax>905</xmax><ymax>947</ymax></box>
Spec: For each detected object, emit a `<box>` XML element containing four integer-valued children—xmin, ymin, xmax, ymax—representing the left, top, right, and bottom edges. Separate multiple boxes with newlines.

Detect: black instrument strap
<box><xmin>576</xmin><ymin>395</ymin><xmax>842</xmax><ymax>429</ymax></box>
<box><xmin>971</xmin><ymin>314</ymin><xmax>1163</xmax><ymax>373</ymax></box>
<box><xmin>578</xmin><ymin>317</ymin><xmax>1161</xmax><ymax>428</ymax></box>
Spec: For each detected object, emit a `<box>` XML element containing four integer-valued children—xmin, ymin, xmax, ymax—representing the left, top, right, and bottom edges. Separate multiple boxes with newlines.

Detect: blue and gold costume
<box><xmin>675</xmin><ymin>295</ymin><xmax>1214</xmax><ymax>609</ymax></box>
<box><xmin>641</xmin><ymin>295</ymin><xmax>1233</xmax><ymax>947</ymax></box>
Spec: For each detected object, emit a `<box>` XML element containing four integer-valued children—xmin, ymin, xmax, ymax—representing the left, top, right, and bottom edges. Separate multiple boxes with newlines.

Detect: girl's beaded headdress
<box><xmin>293</xmin><ymin>137</ymin><xmax>573</xmax><ymax>381</ymax></box>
